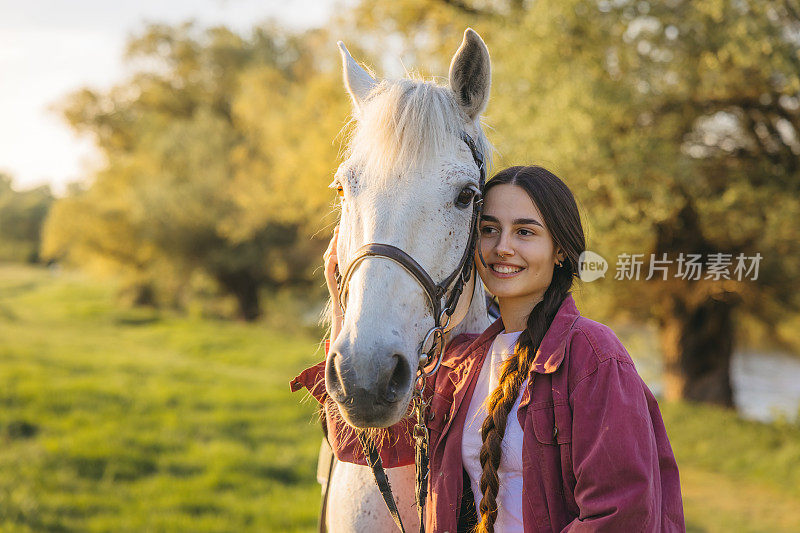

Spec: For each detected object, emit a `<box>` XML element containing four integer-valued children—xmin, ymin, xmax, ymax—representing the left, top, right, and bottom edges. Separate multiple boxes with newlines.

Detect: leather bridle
<box><xmin>334</xmin><ymin>131</ymin><xmax>486</xmax><ymax>533</ymax></box>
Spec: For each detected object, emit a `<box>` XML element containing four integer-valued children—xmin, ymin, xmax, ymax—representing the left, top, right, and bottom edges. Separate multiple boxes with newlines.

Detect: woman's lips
<box><xmin>489</xmin><ymin>263</ymin><xmax>525</xmax><ymax>278</ymax></box>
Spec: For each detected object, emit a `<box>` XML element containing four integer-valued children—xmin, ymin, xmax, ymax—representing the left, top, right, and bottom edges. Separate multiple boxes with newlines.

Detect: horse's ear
<box><xmin>338</xmin><ymin>42</ymin><xmax>377</xmax><ymax>111</ymax></box>
<box><xmin>448</xmin><ymin>28</ymin><xmax>491</xmax><ymax>121</ymax></box>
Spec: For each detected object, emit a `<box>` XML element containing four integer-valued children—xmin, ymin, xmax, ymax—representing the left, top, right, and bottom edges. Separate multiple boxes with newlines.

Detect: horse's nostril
<box><xmin>384</xmin><ymin>354</ymin><xmax>410</xmax><ymax>404</ymax></box>
<box><xmin>325</xmin><ymin>352</ymin><xmax>347</xmax><ymax>403</ymax></box>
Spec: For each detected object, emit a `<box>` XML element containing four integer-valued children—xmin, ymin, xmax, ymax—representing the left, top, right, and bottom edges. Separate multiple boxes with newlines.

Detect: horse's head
<box><xmin>326</xmin><ymin>29</ymin><xmax>492</xmax><ymax>428</ymax></box>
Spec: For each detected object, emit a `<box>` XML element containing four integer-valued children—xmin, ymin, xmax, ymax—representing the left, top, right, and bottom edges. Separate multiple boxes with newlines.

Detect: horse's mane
<box><xmin>344</xmin><ymin>76</ymin><xmax>492</xmax><ymax>187</ymax></box>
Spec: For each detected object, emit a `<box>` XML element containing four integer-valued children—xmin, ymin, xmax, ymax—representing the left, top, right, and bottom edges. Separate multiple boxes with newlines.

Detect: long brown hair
<box><xmin>475</xmin><ymin>166</ymin><xmax>585</xmax><ymax>533</ymax></box>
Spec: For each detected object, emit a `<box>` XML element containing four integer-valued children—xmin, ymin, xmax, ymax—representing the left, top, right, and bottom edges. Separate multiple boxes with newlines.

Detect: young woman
<box><xmin>294</xmin><ymin>166</ymin><xmax>685</xmax><ymax>532</ymax></box>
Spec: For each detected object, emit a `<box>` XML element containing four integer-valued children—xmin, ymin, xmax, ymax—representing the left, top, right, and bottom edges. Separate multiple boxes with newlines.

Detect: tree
<box><xmin>43</xmin><ymin>22</ymin><xmax>348</xmax><ymax>320</ymax></box>
<box><xmin>0</xmin><ymin>174</ymin><xmax>53</xmax><ymax>263</ymax></box>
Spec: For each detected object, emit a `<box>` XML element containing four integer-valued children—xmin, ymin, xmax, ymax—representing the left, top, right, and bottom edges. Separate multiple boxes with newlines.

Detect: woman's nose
<box><xmin>495</xmin><ymin>231</ymin><xmax>514</xmax><ymax>257</ymax></box>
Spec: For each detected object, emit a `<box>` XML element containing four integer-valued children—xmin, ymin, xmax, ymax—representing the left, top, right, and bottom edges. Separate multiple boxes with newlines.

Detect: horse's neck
<box><xmin>449</xmin><ymin>274</ymin><xmax>492</xmax><ymax>338</ymax></box>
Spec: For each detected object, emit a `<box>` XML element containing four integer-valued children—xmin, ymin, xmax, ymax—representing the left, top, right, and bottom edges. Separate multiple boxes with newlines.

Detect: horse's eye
<box><xmin>455</xmin><ymin>187</ymin><xmax>475</xmax><ymax>209</ymax></box>
<box><xmin>337</xmin><ymin>185</ymin><xmax>344</xmax><ymax>198</ymax></box>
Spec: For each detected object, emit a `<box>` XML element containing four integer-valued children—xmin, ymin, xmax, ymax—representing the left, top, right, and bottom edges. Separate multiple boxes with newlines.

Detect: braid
<box><xmin>474</xmin><ymin>268</ymin><xmax>573</xmax><ymax>533</ymax></box>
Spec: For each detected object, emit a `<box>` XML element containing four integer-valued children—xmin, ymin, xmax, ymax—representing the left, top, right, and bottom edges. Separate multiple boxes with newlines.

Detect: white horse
<box><xmin>321</xmin><ymin>29</ymin><xmax>493</xmax><ymax>531</ymax></box>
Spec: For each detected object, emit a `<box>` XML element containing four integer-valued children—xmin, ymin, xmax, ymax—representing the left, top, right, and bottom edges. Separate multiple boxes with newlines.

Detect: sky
<box><xmin>0</xmin><ymin>0</ymin><xmax>339</xmax><ymax>193</ymax></box>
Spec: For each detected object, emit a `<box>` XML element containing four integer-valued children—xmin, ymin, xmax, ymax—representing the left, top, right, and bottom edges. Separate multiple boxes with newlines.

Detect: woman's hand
<box><xmin>324</xmin><ymin>226</ymin><xmax>341</xmax><ymax>303</ymax></box>
<box><xmin>324</xmin><ymin>227</ymin><xmax>344</xmax><ymax>342</ymax></box>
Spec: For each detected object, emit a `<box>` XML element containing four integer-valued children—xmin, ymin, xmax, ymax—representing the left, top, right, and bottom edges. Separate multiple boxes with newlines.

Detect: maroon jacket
<box><xmin>291</xmin><ymin>294</ymin><xmax>685</xmax><ymax>532</ymax></box>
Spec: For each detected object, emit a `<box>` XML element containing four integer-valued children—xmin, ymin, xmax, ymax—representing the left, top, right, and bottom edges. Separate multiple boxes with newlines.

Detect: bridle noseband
<box><xmin>333</xmin><ymin>131</ymin><xmax>486</xmax><ymax>533</ymax></box>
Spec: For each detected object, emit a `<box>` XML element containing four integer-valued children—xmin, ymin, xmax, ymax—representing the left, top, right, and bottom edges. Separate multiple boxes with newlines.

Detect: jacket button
<box><xmin>428</xmin><ymin>411</ymin><xmax>435</xmax><ymax>421</ymax></box>
<box><xmin>553</xmin><ymin>425</ymin><xmax>559</xmax><ymax>440</ymax></box>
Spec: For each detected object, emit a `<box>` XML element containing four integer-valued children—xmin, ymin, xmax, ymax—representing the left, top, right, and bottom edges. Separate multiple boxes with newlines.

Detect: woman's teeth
<box><xmin>492</xmin><ymin>264</ymin><xmax>523</xmax><ymax>274</ymax></box>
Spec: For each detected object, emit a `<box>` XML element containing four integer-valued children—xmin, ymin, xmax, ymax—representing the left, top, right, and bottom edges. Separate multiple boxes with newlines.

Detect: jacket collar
<box><xmin>530</xmin><ymin>293</ymin><xmax>581</xmax><ymax>374</ymax></box>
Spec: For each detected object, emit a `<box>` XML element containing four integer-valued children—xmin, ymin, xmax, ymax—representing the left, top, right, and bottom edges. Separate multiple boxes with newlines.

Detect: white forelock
<box><xmin>344</xmin><ymin>77</ymin><xmax>492</xmax><ymax>188</ymax></box>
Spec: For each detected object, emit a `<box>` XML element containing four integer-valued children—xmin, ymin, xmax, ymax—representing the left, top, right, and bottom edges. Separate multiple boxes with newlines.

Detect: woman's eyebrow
<box><xmin>480</xmin><ymin>214</ymin><xmax>543</xmax><ymax>227</ymax></box>
<box><xmin>514</xmin><ymin>218</ymin><xmax>543</xmax><ymax>227</ymax></box>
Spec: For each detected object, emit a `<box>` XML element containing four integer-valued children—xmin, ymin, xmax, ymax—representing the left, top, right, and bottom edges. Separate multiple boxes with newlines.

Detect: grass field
<box><xmin>1</xmin><ymin>264</ymin><xmax>800</xmax><ymax>532</ymax></box>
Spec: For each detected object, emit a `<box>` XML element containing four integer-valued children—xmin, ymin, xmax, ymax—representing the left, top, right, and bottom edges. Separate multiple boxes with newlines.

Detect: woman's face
<box><xmin>476</xmin><ymin>183</ymin><xmax>564</xmax><ymax>306</ymax></box>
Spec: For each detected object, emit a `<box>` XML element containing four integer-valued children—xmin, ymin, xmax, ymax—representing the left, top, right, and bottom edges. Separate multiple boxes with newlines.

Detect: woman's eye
<box><xmin>455</xmin><ymin>187</ymin><xmax>475</xmax><ymax>209</ymax></box>
<box><xmin>518</xmin><ymin>228</ymin><xmax>535</xmax><ymax>236</ymax></box>
<box><xmin>480</xmin><ymin>226</ymin><xmax>497</xmax><ymax>235</ymax></box>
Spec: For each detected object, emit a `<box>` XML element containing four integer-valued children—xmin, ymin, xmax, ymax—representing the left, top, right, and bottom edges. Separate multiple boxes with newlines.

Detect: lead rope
<box><xmin>413</xmin><ymin>372</ymin><xmax>431</xmax><ymax>533</ymax></box>
<box><xmin>356</xmin><ymin>431</ymin><xmax>408</xmax><ymax>532</ymax></box>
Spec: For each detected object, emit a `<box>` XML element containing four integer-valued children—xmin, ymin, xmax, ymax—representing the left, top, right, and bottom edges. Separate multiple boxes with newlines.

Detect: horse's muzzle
<box><xmin>325</xmin><ymin>349</ymin><xmax>412</xmax><ymax>428</ymax></box>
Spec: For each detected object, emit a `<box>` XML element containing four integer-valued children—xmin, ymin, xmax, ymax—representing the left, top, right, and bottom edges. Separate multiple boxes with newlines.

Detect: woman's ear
<box><xmin>448</xmin><ymin>28</ymin><xmax>491</xmax><ymax>122</ymax></box>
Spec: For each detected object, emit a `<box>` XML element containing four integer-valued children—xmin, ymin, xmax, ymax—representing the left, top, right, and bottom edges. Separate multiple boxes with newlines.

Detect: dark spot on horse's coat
<box><xmin>392</xmin><ymin>329</ymin><xmax>400</xmax><ymax>337</ymax></box>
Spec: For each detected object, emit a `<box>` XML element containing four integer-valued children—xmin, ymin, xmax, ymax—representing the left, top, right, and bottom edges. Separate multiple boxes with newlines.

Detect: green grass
<box><xmin>661</xmin><ymin>402</ymin><xmax>800</xmax><ymax>532</ymax></box>
<box><xmin>1</xmin><ymin>263</ymin><xmax>800</xmax><ymax>532</ymax></box>
<box><xmin>0</xmin><ymin>264</ymin><xmax>324</xmax><ymax>532</ymax></box>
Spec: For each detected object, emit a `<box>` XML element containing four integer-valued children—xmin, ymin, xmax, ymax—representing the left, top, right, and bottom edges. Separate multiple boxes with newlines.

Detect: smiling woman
<box><xmin>460</xmin><ymin>165</ymin><xmax>684</xmax><ymax>532</ymax></box>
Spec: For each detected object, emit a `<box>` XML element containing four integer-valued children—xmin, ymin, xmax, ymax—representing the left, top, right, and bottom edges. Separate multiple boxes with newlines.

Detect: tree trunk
<box><xmin>659</xmin><ymin>296</ymin><xmax>735</xmax><ymax>406</ymax></box>
<box><xmin>131</xmin><ymin>284</ymin><xmax>157</xmax><ymax>307</ymax></box>
<box><xmin>216</xmin><ymin>271</ymin><xmax>261</xmax><ymax>321</ymax></box>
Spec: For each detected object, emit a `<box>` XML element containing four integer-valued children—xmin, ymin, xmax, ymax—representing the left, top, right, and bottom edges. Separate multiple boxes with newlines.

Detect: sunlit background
<box><xmin>0</xmin><ymin>0</ymin><xmax>342</xmax><ymax>193</ymax></box>
<box><xmin>2</xmin><ymin>0</ymin><xmax>800</xmax><ymax>531</ymax></box>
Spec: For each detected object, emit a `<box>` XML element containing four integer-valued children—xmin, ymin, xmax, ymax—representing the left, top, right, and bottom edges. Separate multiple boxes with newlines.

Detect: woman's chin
<box><xmin>483</xmin><ymin>281</ymin><xmax>523</xmax><ymax>299</ymax></box>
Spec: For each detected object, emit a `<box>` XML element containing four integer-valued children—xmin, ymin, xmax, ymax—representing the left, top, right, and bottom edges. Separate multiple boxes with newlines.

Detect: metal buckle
<box><xmin>418</xmin><ymin>328</ymin><xmax>445</xmax><ymax>376</ymax></box>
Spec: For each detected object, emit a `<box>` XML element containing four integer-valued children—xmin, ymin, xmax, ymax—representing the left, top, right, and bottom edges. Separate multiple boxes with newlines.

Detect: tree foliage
<box><xmin>43</xmin><ymin>23</ymin><xmax>348</xmax><ymax>319</ymax></box>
